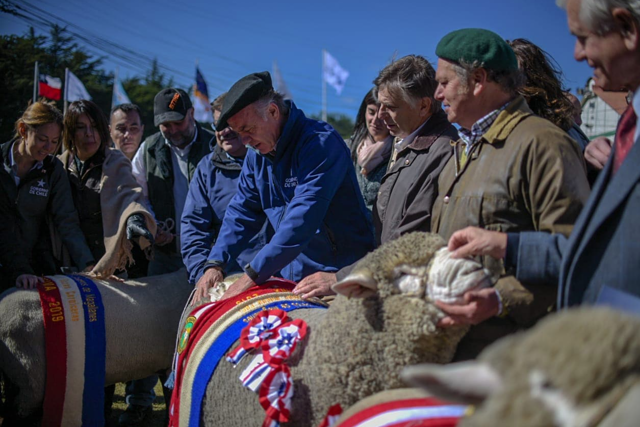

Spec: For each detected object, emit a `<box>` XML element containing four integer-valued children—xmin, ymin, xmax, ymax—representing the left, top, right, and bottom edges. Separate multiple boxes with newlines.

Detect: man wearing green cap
<box><xmin>430</xmin><ymin>28</ymin><xmax>590</xmax><ymax>360</ymax></box>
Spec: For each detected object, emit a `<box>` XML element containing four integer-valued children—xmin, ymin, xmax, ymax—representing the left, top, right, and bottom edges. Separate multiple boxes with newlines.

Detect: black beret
<box><xmin>154</xmin><ymin>88</ymin><xmax>192</xmax><ymax>127</ymax></box>
<box><xmin>436</xmin><ymin>28</ymin><xmax>518</xmax><ymax>71</ymax></box>
<box><xmin>216</xmin><ymin>71</ymin><xmax>273</xmax><ymax>130</ymax></box>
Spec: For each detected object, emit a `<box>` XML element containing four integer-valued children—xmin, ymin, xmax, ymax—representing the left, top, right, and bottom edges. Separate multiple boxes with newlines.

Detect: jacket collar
<box><xmin>408</xmin><ymin>109</ymin><xmax>456</xmax><ymax>151</ymax></box>
<box><xmin>481</xmin><ymin>95</ymin><xmax>533</xmax><ymax>144</ymax></box>
<box><xmin>272</xmin><ymin>100</ymin><xmax>303</xmax><ymax>163</ymax></box>
<box><xmin>210</xmin><ymin>144</ymin><xmax>244</xmax><ymax>171</ymax></box>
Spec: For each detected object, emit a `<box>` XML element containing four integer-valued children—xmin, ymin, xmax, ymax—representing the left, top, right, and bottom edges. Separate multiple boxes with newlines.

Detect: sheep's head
<box><xmin>333</xmin><ymin>232</ymin><xmax>493</xmax><ymax>302</ymax></box>
<box><xmin>401</xmin><ymin>308</ymin><xmax>640</xmax><ymax>427</ymax></box>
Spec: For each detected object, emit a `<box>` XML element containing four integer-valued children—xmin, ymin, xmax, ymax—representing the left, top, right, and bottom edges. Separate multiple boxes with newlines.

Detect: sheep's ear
<box><xmin>401</xmin><ymin>362</ymin><xmax>502</xmax><ymax>405</ymax></box>
<box><xmin>332</xmin><ymin>270</ymin><xmax>378</xmax><ymax>298</ymax></box>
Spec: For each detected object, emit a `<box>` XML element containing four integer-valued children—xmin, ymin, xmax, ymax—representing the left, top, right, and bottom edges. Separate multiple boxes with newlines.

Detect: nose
<box><xmin>241</xmin><ymin>134</ymin><xmax>252</xmax><ymax>146</ymax></box>
<box><xmin>435</xmin><ymin>84</ymin><xmax>445</xmax><ymax>102</ymax></box>
<box><xmin>573</xmin><ymin>39</ymin><xmax>586</xmax><ymax>62</ymax></box>
<box><xmin>377</xmin><ymin>105</ymin><xmax>388</xmax><ymax>120</ymax></box>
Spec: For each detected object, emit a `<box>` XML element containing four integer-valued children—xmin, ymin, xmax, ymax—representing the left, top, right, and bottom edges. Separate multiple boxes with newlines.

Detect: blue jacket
<box><xmin>181</xmin><ymin>144</ymin><xmax>267</xmax><ymax>285</ymax></box>
<box><xmin>206</xmin><ymin>101</ymin><xmax>375</xmax><ymax>284</ymax></box>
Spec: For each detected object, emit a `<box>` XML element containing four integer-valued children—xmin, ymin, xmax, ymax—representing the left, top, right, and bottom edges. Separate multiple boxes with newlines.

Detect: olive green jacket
<box><xmin>431</xmin><ymin>96</ymin><xmax>591</xmax><ymax>360</ymax></box>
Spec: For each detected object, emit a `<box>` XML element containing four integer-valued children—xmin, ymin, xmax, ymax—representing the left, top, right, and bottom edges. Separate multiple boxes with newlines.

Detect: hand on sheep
<box><xmin>584</xmin><ymin>136</ymin><xmax>612</xmax><ymax>171</ymax></box>
<box><xmin>15</xmin><ymin>274</ymin><xmax>44</xmax><ymax>289</ymax></box>
<box><xmin>435</xmin><ymin>288</ymin><xmax>500</xmax><ymax>327</ymax></box>
<box><xmin>448</xmin><ymin>227</ymin><xmax>507</xmax><ymax>260</ymax></box>
<box><xmin>219</xmin><ymin>273</ymin><xmax>256</xmax><ymax>301</ymax></box>
<box><xmin>293</xmin><ymin>271</ymin><xmax>337</xmax><ymax>299</ymax></box>
<box><xmin>193</xmin><ymin>267</ymin><xmax>224</xmax><ymax>305</ymax></box>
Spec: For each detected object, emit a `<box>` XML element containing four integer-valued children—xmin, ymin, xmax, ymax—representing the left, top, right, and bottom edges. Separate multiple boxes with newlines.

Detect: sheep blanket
<box><xmin>169</xmin><ymin>278</ymin><xmax>328</xmax><ymax>427</ymax></box>
<box><xmin>36</xmin><ymin>274</ymin><xmax>106</xmax><ymax>427</ymax></box>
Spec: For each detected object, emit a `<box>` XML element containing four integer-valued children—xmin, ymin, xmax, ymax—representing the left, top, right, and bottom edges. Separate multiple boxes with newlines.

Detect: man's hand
<box><xmin>220</xmin><ymin>273</ymin><xmax>256</xmax><ymax>300</ymax></box>
<box><xmin>435</xmin><ymin>288</ymin><xmax>500</xmax><ymax>327</ymax></box>
<box><xmin>155</xmin><ymin>228</ymin><xmax>174</xmax><ymax>246</ymax></box>
<box><xmin>584</xmin><ymin>136</ymin><xmax>612</xmax><ymax>171</ymax></box>
<box><xmin>16</xmin><ymin>274</ymin><xmax>44</xmax><ymax>289</ymax></box>
<box><xmin>448</xmin><ymin>227</ymin><xmax>507</xmax><ymax>260</ymax></box>
<box><xmin>193</xmin><ymin>267</ymin><xmax>224</xmax><ymax>306</ymax></box>
<box><xmin>293</xmin><ymin>272</ymin><xmax>337</xmax><ymax>299</ymax></box>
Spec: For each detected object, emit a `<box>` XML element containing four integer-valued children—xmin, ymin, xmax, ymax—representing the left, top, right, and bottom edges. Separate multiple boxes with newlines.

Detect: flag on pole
<box><xmin>39</xmin><ymin>74</ymin><xmax>62</xmax><ymax>101</ymax></box>
<box><xmin>323</xmin><ymin>51</ymin><xmax>349</xmax><ymax>95</ymax></box>
<box><xmin>272</xmin><ymin>60</ymin><xmax>293</xmax><ymax>100</ymax></box>
<box><xmin>193</xmin><ymin>67</ymin><xmax>212</xmax><ymax>123</ymax></box>
<box><xmin>65</xmin><ymin>69</ymin><xmax>92</xmax><ymax>102</ymax></box>
<box><xmin>112</xmin><ymin>75</ymin><xmax>131</xmax><ymax>108</ymax></box>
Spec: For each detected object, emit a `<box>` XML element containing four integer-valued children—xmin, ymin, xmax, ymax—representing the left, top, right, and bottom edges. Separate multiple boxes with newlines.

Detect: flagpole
<box><xmin>64</xmin><ymin>68</ymin><xmax>69</xmax><ymax>114</ymax></box>
<box><xmin>33</xmin><ymin>61</ymin><xmax>39</xmax><ymax>103</ymax></box>
<box><xmin>322</xmin><ymin>49</ymin><xmax>327</xmax><ymax>122</ymax></box>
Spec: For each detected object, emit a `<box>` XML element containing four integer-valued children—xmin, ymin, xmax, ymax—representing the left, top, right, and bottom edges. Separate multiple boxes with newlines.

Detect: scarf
<box><xmin>356</xmin><ymin>135</ymin><xmax>393</xmax><ymax>177</ymax></box>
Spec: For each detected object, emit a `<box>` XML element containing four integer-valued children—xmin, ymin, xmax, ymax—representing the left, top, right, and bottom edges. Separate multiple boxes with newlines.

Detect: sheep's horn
<box><xmin>332</xmin><ymin>269</ymin><xmax>378</xmax><ymax>298</ymax></box>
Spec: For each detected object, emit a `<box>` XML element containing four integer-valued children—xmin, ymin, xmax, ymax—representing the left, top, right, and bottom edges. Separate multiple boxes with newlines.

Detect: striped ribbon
<box><xmin>37</xmin><ymin>275</ymin><xmax>106</xmax><ymax>427</ymax></box>
<box><xmin>168</xmin><ymin>281</ymin><xmax>327</xmax><ymax>427</ymax></box>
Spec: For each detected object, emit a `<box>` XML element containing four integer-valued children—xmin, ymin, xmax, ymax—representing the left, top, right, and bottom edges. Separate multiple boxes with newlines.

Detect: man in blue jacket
<box><xmin>192</xmin><ymin>71</ymin><xmax>375</xmax><ymax>303</ymax></box>
<box><xmin>181</xmin><ymin>93</ymin><xmax>266</xmax><ymax>286</ymax></box>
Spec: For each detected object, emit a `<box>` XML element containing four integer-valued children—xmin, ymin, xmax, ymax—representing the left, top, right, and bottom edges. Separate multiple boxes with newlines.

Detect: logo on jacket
<box><xmin>29</xmin><ymin>179</ymin><xmax>48</xmax><ymax>197</ymax></box>
<box><xmin>284</xmin><ymin>177</ymin><xmax>298</xmax><ymax>188</ymax></box>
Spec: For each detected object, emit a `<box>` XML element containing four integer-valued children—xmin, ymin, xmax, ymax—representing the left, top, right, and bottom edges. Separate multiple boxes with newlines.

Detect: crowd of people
<box><xmin>1</xmin><ymin>0</ymin><xmax>639</xmax><ymax>424</ymax></box>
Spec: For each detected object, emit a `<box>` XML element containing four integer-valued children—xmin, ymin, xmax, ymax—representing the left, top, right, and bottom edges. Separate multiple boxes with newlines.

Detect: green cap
<box><xmin>436</xmin><ymin>28</ymin><xmax>518</xmax><ymax>71</ymax></box>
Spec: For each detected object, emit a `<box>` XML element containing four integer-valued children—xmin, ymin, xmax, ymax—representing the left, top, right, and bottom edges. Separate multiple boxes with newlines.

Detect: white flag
<box><xmin>112</xmin><ymin>76</ymin><xmax>131</xmax><ymax>108</ymax></box>
<box><xmin>65</xmin><ymin>69</ymin><xmax>92</xmax><ymax>102</ymax></box>
<box><xmin>323</xmin><ymin>51</ymin><xmax>349</xmax><ymax>95</ymax></box>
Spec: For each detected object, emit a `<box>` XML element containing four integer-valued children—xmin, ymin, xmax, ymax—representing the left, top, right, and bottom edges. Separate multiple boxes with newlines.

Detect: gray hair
<box><xmin>374</xmin><ymin>55</ymin><xmax>441</xmax><ymax>114</ymax></box>
<box><xmin>254</xmin><ymin>90</ymin><xmax>289</xmax><ymax>120</ymax></box>
<box><xmin>557</xmin><ymin>0</ymin><xmax>640</xmax><ymax>35</ymax></box>
<box><xmin>451</xmin><ymin>59</ymin><xmax>524</xmax><ymax>96</ymax></box>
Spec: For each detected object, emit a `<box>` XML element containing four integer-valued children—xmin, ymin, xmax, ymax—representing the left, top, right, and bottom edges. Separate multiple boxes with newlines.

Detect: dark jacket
<box><xmin>65</xmin><ymin>149</ymin><xmax>106</xmax><ymax>261</ymax></box>
<box><xmin>206</xmin><ymin>101</ymin><xmax>375</xmax><ymax>284</ymax></box>
<box><xmin>141</xmin><ymin>123</ymin><xmax>214</xmax><ymax>253</ymax></box>
<box><xmin>181</xmin><ymin>144</ymin><xmax>268</xmax><ymax>285</ymax></box>
<box><xmin>0</xmin><ymin>140</ymin><xmax>93</xmax><ymax>273</ymax></box>
<box><xmin>516</xmin><ymin>133</ymin><xmax>640</xmax><ymax>309</ymax></box>
<box><xmin>374</xmin><ymin>110</ymin><xmax>457</xmax><ymax>245</ymax></box>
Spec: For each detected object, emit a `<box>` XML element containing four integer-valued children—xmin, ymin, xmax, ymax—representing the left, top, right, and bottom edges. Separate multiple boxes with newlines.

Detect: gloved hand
<box><xmin>126</xmin><ymin>213</ymin><xmax>154</xmax><ymax>247</ymax></box>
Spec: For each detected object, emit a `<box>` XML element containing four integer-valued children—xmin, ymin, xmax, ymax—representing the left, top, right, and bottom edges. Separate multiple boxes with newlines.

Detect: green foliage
<box><xmin>310</xmin><ymin>112</ymin><xmax>355</xmax><ymax>139</ymax></box>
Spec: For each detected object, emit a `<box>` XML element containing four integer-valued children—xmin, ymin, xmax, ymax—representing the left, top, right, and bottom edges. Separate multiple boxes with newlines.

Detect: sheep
<box><xmin>191</xmin><ymin>231</ymin><xmax>496</xmax><ymax>426</ymax></box>
<box><xmin>0</xmin><ymin>268</ymin><xmax>192</xmax><ymax>423</ymax></box>
<box><xmin>401</xmin><ymin>307</ymin><xmax>640</xmax><ymax>427</ymax></box>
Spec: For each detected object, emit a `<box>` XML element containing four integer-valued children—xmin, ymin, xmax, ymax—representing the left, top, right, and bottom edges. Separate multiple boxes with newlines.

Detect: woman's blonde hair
<box><xmin>14</xmin><ymin>100</ymin><xmax>64</xmax><ymax>139</ymax></box>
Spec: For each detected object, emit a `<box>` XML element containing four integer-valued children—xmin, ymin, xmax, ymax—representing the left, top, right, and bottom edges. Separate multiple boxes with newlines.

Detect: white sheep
<box><xmin>0</xmin><ymin>268</ymin><xmax>192</xmax><ymax>424</ymax></box>
<box><xmin>402</xmin><ymin>307</ymin><xmax>640</xmax><ymax>427</ymax></box>
<box><xmin>183</xmin><ymin>232</ymin><xmax>496</xmax><ymax>426</ymax></box>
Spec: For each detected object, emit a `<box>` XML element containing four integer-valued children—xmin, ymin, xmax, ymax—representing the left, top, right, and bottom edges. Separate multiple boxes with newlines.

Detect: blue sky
<box><xmin>1</xmin><ymin>0</ymin><xmax>593</xmax><ymax>119</ymax></box>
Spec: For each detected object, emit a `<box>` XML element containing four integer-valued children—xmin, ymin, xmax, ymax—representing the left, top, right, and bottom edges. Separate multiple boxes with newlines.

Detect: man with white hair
<box><xmin>448</xmin><ymin>0</ymin><xmax>640</xmax><ymax>309</ymax></box>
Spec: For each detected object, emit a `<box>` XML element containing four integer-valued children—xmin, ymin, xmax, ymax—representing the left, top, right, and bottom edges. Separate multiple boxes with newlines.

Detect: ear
<box><xmin>401</xmin><ymin>362</ymin><xmax>503</xmax><ymax>405</ymax></box>
<box><xmin>613</xmin><ymin>7</ymin><xmax>640</xmax><ymax>51</ymax></box>
<box><xmin>419</xmin><ymin>97</ymin><xmax>432</xmax><ymax>119</ymax></box>
<box><xmin>18</xmin><ymin>122</ymin><xmax>28</xmax><ymax>139</ymax></box>
<box><xmin>332</xmin><ymin>270</ymin><xmax>378</xmax><ymax>298</ymax></box>
<box><xmin>472</xmin><ymin>68</ymin><xmax>489</xmax><ymax>97</ymax></box>
<box><xmin>268</xmin><ymin>102</ymin><xmax>280</xmax><ymax>121</ymax></box>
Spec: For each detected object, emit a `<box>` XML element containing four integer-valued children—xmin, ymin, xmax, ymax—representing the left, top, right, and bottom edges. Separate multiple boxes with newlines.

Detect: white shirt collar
<box><xmin>394</xmin><ymin>118</ymin><xmax>430</xmax><ymax>152</ymax></box>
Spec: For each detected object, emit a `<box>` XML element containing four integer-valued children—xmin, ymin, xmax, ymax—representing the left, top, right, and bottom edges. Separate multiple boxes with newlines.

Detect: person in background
<box><xmin>59</xmin><ymin>99</ymin><xmax>155</xmax><ymax>279</ymax></box>
<box><xmin>110</xmin><ymin>103</ymin><xmax>145</xmax><ymax>161</ymax></box>
<box><xmin>348</xmin><ymin>89</ymin><xmax>393</xmax><ymax>214</ymax></box>
<box><xmin>0</xmin><ymin>101</ymin><xmax>94</xmax><ymax>288</ymax></box>
<box><xmin>131</xmin><ymin>88</ymin><xmax>214</xmax><ymax>276</ymax></box>
<box><xmin>508</xmin><ymin>38</ymin><xmax>590</xmax><ymax>151</ymax></box>
<box><xmin>565</xmin><ymin>91</ymin><xmax>591</xmax><ymax>151</ymax></box>
<box><xmin>447</xmin><ymin>0</ymin><xmax>640</xmax><ymax>311</ymax></box>
<box><xmin>295</xmin><ymin>55</ymin><xmax>457</xmax><ymax>299</ymax></box>
<box><xmin>430</xmin><ymin>28</ymin><xmax>590</xmax><ymax>360</ymax></box>
<box><xmin>182</xmin><ymin>92</ymin><xmax>267</xmax><ymax>288</ymax></box>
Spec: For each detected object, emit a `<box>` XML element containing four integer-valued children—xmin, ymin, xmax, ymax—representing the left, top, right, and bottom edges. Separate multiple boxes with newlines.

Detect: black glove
<box><xmin>126</xmin><ymin>214</ymin><xmax>154</xmax><ymax>246</ymax></box>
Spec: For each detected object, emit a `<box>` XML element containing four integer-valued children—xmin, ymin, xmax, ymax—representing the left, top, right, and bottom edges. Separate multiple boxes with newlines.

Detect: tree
<box><xmin>310</xmin><ymin>113</ymin><xmax>355</xmax><ymax>139</ymax></box>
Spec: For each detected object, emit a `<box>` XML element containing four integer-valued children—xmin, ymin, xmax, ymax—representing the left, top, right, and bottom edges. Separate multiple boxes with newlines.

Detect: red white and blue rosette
<box><xmin>227</xmin><ymin>309</ymin><xmax>288</xmax><ymax>365</ymax></box>
<box><xmin>259</xmin><ymin>364</ymin><xmax>294</xmax><ymax>427</ymax></box>
<box><xmin>262</xmin><ymin>319</ymin><xmax>307</xmax><ymax>366</ymax></box>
